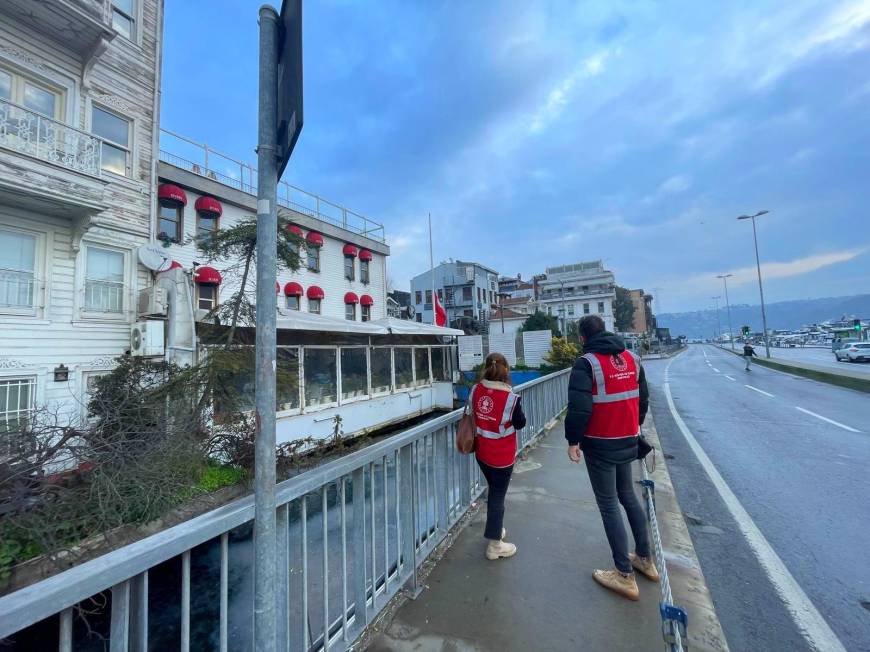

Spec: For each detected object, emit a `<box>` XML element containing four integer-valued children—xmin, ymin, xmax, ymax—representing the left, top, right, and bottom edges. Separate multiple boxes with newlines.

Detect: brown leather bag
<box><xmin>456</xmin><ymin>384</ymin><xmax>477</xmax><ymax>454</ymax></box>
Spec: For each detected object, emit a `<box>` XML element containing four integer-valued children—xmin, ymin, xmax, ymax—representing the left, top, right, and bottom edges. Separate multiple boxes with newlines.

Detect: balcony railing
<box><xmin>159</xmin><ymin>129</ymin><xmax>386</xmax><ymax>243</ymax></box>
<box><xmin>0</xmin><ymin>99</ymin><xmax>102</xmax><ymax>177</ymax></box>
<box><xmin>0</xmin><ymin>369</ymin><xmax>570</xmax><ymax>650</ymax></box>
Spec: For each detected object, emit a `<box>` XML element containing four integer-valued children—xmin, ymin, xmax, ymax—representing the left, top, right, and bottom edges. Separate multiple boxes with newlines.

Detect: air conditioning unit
<box><xmin>138</xmin><ymin>286</ymin><xmax>168</xmax><ymax>317</ymax></box>
<box><xmin>130</xmin><ymin>320</ymin><xmax>165</xmax><ymax>357</ymax></box>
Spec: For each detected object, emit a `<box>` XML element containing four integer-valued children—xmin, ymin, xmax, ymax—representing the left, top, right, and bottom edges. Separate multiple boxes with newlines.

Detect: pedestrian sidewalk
<box><xmin>367</xmin><ymin>422</ymin><xmax>664</xmax><ymax>652</ymax></box>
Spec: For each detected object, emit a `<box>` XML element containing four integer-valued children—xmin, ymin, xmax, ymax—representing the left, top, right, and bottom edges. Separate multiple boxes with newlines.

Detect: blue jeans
<box><xmin>585</xmin><ymin>454</ymin><xmax>650</xmax><ymax>574</ymax></box>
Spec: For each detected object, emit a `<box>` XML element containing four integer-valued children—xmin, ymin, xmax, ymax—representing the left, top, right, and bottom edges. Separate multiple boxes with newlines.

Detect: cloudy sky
<box><xmin>161</xmin><ymin>0</ymin><xmax>870</xmax><ymax>313</ymax></box>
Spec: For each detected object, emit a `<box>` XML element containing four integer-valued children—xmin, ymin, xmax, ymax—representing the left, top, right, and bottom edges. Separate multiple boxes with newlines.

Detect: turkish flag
<box><xmin>434</xmin><ymin>291</ymin><xmax>447</xmax><ymax>327</ymax></box>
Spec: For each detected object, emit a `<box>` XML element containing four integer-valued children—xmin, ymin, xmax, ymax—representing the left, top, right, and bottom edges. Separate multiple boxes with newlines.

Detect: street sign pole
<box><xmin>253</xmin><ymin>6</ymin><xmax>280</xmax><ymax>651</ymax></box>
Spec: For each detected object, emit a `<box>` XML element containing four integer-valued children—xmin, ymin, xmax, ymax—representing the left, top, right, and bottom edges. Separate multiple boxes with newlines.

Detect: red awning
<box><xmin>287</xmin><ymin>225</ymin><xmax>304</xmax><ymax>237</ymax></box>
<box><xmin>194</xmin><ymin>195</ymin><xmax>222</xmax><ymax>216</ymax></box>
<box><xmin>284</xmin><ymin>281</ymin><xmax>303</xmax><ymax>296</ymax></box>
<box><xmin>342</xmin><ymin>244</ymin><xmax>358</xmax><ymax>257</ymax></box>
<box><xmin>307</xmin><ymin>286</ymin><xmax>325</xmax><ymax>300</ymax></box>
<box><xmin>344</xmin><ymin>292</ymin><xmax>359</xmax><ymax>304</ymax></box>
<box><xmin>194</xmin><ymin>265</ymin><xmax>222</xmax><ymax>285</ymax></box>
<box><xmin>360</xmin><ymin>294</ymin><xmax>374</xmax><ymax>306</ymax></box>
<box><xmin>359</xmin><ymin>249</ymin><xmax>373</xmax><ymax>262</ymax></box>
<box><xmin>158</xmin><ymin>183</ymin><xmax>187</xmax><ymax>206</ymax></box>
<box><xmin>167</xmin><ymin>260</ymin><xmax>183</xmax><ymax>270</ymax></box>
<box><xmin>306</xmin><ymin>231</ymin><xmax>324</xmax><ymax>247</ymax></box>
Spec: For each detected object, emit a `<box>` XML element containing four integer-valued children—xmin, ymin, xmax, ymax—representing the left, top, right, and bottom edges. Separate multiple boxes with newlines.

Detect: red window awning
<box><xmin>194</xmin><ymin>265</ymin><xmax>222</xmax><ymax>285</ymax></box>
<box><xmin>307</xmin><ymin>286</ymin><xmax>325</xmax><ymax>300</ymax></box>
<box><xmin>359</xmin><ymin>249</ymin><xmax>373</xmax><ymax>262</ymax></box>
<box><xmin>342</xmin><ymin>244</ymin><xmax>358</xmax><ymax>257</ymax></box>
<box><xmin>360</xmin><ymin>294</ymin><xmax>374</xmax><ymax>306</ymax></box>
<box><xmin>306</xmin><ymin>231</ymin><xmax>324</xmax><ymax>247</ymax></box>
<box><xmin>344</xmin><ymin>292</ymin><xmax>359</xmax><ymax>304</ymax></box>
<box><xmin>284</xmin><ymin>281</ymin><xmax>303</xmax><ymax>296</ymax></box>
<box><xmin>287</xmin><ymin>225</ymin><xmax>304</xmax><ymax>237</ymax></box>
<box><xmin>158</xmin><ymin>183</ymin><xmax>187</xmax><ymax>206</ymax></box>
<box><xmin>168</xmin><ymin>260</ymin><xmax>183</xmax><ymax>270</ymax></box>
<box><xmin>194</xmin><ymin>195</ymin><xmax>222</xmax><ymax>216</ymax></box>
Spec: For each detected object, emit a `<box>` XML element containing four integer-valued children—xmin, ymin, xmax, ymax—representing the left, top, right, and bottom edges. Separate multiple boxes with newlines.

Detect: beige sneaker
<box><xmin>592</xmin><ymin>569</ymin><xmax>639</xmax><ymax>601</ymax></box>
<box><xmin>486</xmin><ymin>539</ymin><xmax>517</xmax><ymax>560</ymax></box>
<box><xmin>629</xmin><ymin>553</ymin><xmax>660</xmax><ymax>582</ymax></box>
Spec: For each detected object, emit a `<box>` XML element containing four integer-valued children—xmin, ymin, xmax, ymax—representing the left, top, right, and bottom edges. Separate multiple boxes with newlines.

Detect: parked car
<box><xmin>835</xmin><ymin>342</ymin><xmax>870</xmax><ymax>362</ymax></box>
<box><xmin>832</xmin><ymin>338</ymin><xmax>859</xmax><ymax>353</ymax></box>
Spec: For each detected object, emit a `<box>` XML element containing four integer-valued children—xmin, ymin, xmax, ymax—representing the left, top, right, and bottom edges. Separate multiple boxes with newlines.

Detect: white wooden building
<box><xmin>0</xmin><ymin>0</ymin><xmax>164</xmax><ymax>427</ymax></box>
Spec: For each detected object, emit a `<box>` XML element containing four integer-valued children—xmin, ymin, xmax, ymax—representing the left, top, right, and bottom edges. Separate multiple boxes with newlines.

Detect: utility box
<box><xmin>130</xmin><ymin>321</ymin><xmax>165</xmax><ymax>357</ymax></box>
<box><xmin>138</xmin><ymin>286</ymin><xmax>168</xmax><ymax>317</ymax></box>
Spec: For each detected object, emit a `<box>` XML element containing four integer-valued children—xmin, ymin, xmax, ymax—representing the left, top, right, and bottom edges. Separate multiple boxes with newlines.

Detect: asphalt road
<box><xmin>763</xmin><ymin>345</ymin><xmax>870</xmax><ymax>376</ymax></box>
<box><xmin>644</xmin><ymin>345</ymin><xmax>870</xmax><ymax>652</ymax></box>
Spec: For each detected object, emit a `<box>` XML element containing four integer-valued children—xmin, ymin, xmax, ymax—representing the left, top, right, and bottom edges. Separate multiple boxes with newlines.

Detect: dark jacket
<box><xmin>743</xmin><ymin>344</ymin><xmax>757</xmax><ymax>357</ymax></box>
<box><xmin>564</xmin><ymin>333</ymin><xmax>649</xmax><ymax>464</ymax></box>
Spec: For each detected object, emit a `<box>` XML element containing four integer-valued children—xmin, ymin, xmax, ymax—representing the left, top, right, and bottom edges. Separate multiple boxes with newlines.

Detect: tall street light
<box><xmin>711</xmin><ymin>295</ymin><xmax>721</xmax><ymax>341</ymax></box>
<box><xmin>717</xmin><ymin>274</ymin><xmax>734</xmax><ymax>350</ymax></box>
<box><xmin>737</xmin><ymin>210</ymin><xmax>771</xmax><ymax>358</ymax></box>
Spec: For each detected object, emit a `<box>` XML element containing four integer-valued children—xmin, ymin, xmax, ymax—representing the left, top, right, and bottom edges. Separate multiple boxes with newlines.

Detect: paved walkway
<box><xmin>367</xmin><ymin>422</ymin><xmax>662</xmax><ymax>651</ymax></box>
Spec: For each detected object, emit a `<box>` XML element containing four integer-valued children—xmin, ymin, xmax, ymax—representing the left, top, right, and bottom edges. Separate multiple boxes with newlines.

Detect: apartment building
<box><xmin>410</xmin><ymin>260</ymin><xmax>499</xmax><ymax>325</ymax></box>
<box><xmin>537</xmin><ymin>260</ymin><xmax>616</xmax><ymax>332</ymax></box>
<box><xmin>627</xmin><ymin>288</ymin><xmax>655</xmax><ymax>334</ymax></box>
<box><xmin>0</xmin><ymin>0</ymin><xmax>163</xmax><ymax>425</ymax></box>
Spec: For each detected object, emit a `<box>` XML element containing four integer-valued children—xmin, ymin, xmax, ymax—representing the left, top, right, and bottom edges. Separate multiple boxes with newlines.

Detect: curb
<box><xmin>718</xmin><ymin>346</ymin><xmax>870</xmax><ymax>394</ymax></box>
<box><xmin>644</xmin><ymin>413</ymin><xmax>730</xmax><ymax>652</ymax></box>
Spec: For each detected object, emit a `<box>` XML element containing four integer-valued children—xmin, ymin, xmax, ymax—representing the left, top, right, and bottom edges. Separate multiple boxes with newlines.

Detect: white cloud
<box><xmin>659</xmin><ymin>174</ymin><xmax>692</xmax><ymax>195</ymax></box>
<box><xmin>529</xmin><ymin>50</ymin><xmax>610</xmax><ymax>133</ymax></box>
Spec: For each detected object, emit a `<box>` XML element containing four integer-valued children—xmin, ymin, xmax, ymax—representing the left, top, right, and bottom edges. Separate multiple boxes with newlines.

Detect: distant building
<box><xmin>387</xmin><ymin>290</ymin><xmax>413</xmax><ymax>319</ymax></box>
<box><xmin>410</xmin><ymin>260</ymin><xmax>499</xmax><ymax>325</ymax></box>
<box><xmin>627</xmin><ymin>289</ymin><xmax>655</xmax><ymax>334</ymax></box>
<box><xmin>537</xmin><ymin>261</ymin><xmax>616</xmax><ymax>332</ymax></box>
<box><xmin>501</xmin><ymin>296</ymin><xmax>536</xmax><ymax>315</ymax></box>
<box><xmin>489</xmin><ymin>307</ymin><xmax>528</xmax><ymax>337</ymax></box>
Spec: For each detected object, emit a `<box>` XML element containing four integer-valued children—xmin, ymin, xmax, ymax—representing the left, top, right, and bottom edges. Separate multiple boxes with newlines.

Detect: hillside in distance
<box><xmin>657</xmin><ymin>294</ymin><xmax>870</xmax><ymax>339</ymax></box>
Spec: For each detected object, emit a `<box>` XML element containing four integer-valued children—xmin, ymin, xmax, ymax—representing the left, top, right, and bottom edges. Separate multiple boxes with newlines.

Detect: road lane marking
<box><xmin>664</xmin><ymin>358</ymin><xmax>847</xmax><ymax>652</ymax></box>
<box><xmin>795</xmin><ymin>407</ymin><xmax>861</xmax><ymax>433</ymax></box>
<box><xmin>703</xmin><ymin>348</ymin><xmax>708</xmax><ymax>359</ymax></box>
<box><xmin>724</xmin><ymin>375</ymin><xmax>736</xmax><ymax>381</ymax></box>
<box><xmin>712</xmin><ymin>367</ymin><xmax>720</xmax><ymax>373</ymax></box>
<box><xmin>745</xmin><ymin>385</ymin><xmax>774</xmax><ymax>398</ymax></box>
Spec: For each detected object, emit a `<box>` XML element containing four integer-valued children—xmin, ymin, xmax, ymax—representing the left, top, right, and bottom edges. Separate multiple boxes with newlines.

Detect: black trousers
<box><xmin>585</xmin><ymin>454</ymin><xmax>651</xmax><ymax>573</ymax></box>
<box><xmin>476</xmin><ymin>459</ymin><xmax>514</xmax><ymax>540</ymax></box>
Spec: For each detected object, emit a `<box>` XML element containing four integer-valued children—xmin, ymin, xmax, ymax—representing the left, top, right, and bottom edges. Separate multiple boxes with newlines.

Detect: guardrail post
<box><xmin>399</xmin><ymin>444</ymin><xmax>417</xmax><ymax>593</ymax></box>
<box><xmin>434</xmin><ymin>427</ymin><xmax>449</xmax><ymax>532</ymax></box>
<box><xmin>276</xmin><ymin>504</ymin><xmax>289</xmax><ymax>652</ymax></box>
<box><xmin>129</xmin><ymin>572</ymin><xmax>148</xmax><ymax>652</ymax></box>
<box><xmin>459</xmin><ymin>442</ymin><xmax>471</xmax><ymax>506</ymax></box>
<box><xmin>109</xmin><ymin>580</ymin><xmax>130</xmax><ymax>652</ymax></box>
<box><xmin>351</xmin><ymin>468</ymin><xmax>368</xmax><ymax>631</ymax></box>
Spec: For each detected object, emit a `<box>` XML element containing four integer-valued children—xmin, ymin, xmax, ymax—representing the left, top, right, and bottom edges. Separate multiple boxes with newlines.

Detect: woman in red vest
<box><xmin>469</xmin><ymin>352</ymin><xmax>526</xmax><ymax>560</ymax></box>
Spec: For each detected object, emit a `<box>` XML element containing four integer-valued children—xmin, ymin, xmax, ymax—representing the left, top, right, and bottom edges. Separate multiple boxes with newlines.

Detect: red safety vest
<box><xmin>471</xmin><ymin>381</ymin><xmax>519</xmax><ymax>468</ymax></box>
<box><xmin>583</xmin><ymin>351</ymin><xmax>641</xmax><ymax>439</ymax></box>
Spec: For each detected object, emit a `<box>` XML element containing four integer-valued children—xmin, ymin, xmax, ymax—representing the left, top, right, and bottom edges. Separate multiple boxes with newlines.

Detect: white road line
<box><xmin>664</xmin><ymin>359</ymin><xmax>846</xmax><ymax>652</ymax></box>
<box><xmin>746</xmin><ymin>384</ymin><xmax>774</xmax><ymax>398</ymax></box>
<box><xmin>724</xmin><ymin>375</ymin><xmax>736</xmax><ymax>381</ymax></box>
<box><xmin>795</xmin><ymin>407</ymin><xmax>861</xmax><ymax>433</ymax></box>
<box><xmin>711</xmin><ymin>367</ymin><xmax>720</xmax><ymax>373</ymax></box>
<box><xmin>703</xmin><ymin>349</ymin><xmax>709</xmax><ymax>359</ymax></box>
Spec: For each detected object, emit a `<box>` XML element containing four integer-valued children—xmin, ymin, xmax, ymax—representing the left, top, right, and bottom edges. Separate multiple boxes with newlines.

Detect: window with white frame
<box><xmin>0</xmin><ymin>64</ymin><xmax>64</xmax><ymax>119</ymax></box>
<box><xmin>286</xmin><ymin>295</ymin><xmax>300</xmax><ymax>311</ymax></box>
<box><xmin>361</xmin><ymin>305</ymin><xmax>371</xmax><ymax>322</ymax></box>
<box><xmin>91</xmin><ymin>105</ymin><xmax>131</xmax><ymax>176</ymax></box>
<box><xmin>370</xmin><ymin>347</ymin><xmax>392</xmax><ymax>394</ymax></box>
<box><xmin>82</xmin><ymin>371</ymin><xmax>110</xmax><ymax>420</ymax></box>
<box><xmin>583</xmin><ymin>303</ymin><xmax>590</xmax><ymax>314</ymax></box>
<box><xmin>0</xmin><ymin>228</ymin><xmax>37</xmax><ymax>311</ymax></box>
<box><xmin>276</xmin><ymin>347</ymin><xmax>300</xmax><ymax>411</ymax></box>
<box><xmin>308</xmin><ymin>298</ymin><xmax>321</xmax><ymax>314</ymax></box>
<box><xmin>303</xmin><ymin>348</ymin><xmax>336</xmax><ymax>407</ymax></box>
<box><xmin>344</xmin><ymin>256</ymin><xmax>354</xmax><ymax>281</ymax></box>
<box><xmin>567</xmin><ymin>304</ymin><xmax>575</xmax><ymax>316</ymax></box>
<box><xmin>307</xmin><ymin>247</ymin><xmax>320</xmax><ymax>272</ymax></box>
<box><xmin>598</xmin><ymin>301</ymin><xmax>605</xmax><ymax>314</ymax></box>
<box><xmin>197</xmin><ymin>284</ymin><xmax>218</xmax><ymax>311</ymax></box>
<box><xmin>0</xmin><ymin>377</ymin><xmax>35</xmax><ymax>449</ymax></box>
<box><xmin>158</xmin><ymin>202</ymin><xmax>182</xmax><ymax>242</ymax></box>
<box><xmin>394</xmin><ymin>347</ymin><xmax>413</xmax><ymax>389</ymax></box>
<box><xmin>345</xmin><ymin>303</ymin><xmax>355</xmax><ymax>321</ymax></box>
<box><xmin>112</xmin><ymin>0</ymin><xmax>136</xmax><ymax>39</ymax></box>
<box><xmin>84</xmin><ymin>246</ymin><xmax>125</xmax><ymax>314</ymax></box>
<box><xmin>414</xmin><ymin>348</ymin><xmax>430</xmax><ymax>386</ymax></box>
<box><xmin>360</xmin><ymin>259</ymin><xmax>370</xmax><ymax>284</ymax></box>
<box><xmin>340</xmin><ymin>348</ymin><xmax>368</xmax><ymax>400</ymax></box>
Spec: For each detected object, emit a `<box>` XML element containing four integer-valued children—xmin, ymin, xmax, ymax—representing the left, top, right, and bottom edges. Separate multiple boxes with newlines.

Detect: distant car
<box><xmin>835</xmin><ymin>342</ymin><xmax>870</xmax><ymax>362</ymax></box>
<box><xmin>832</xmin><ymin>338</ymin><xmax>859</xmax><ymax>352</ymax></box>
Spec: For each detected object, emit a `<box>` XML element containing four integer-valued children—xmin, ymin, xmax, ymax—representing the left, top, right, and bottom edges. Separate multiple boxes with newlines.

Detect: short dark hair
<box><xmin>578</xmin><ymin>315</ymin><xmax>606</xmax><ymax>340</ymax></box>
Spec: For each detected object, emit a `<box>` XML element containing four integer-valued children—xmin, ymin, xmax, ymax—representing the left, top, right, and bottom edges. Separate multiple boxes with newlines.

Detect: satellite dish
<box><xmin>138</xmin><ymin>244</ymin><xmax>172</xmax><ymax>272</ymax></box>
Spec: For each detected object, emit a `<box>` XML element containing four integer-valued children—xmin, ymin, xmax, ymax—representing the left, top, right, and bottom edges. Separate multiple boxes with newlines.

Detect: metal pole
<box><xmin>712</xmin><ymin>296</ymin><xmax>721</xmax><ymax>341</ymax></box>
<box><xmin>428</xmin><ymin>213</ymin><xmax>435</xmax><ymax>325</ymax></box>
<box><xmin>720</xmin><ymin>276</ymin><xmax>734</xmax><ymax>351</ymax></box>
<box><xmin>560</xmin><ymin>280</ymin><xmax>566</xmax><ymax>336</ymax></box>
<box><xmin>751</xmin><ymin>216</ymin><xmax>771</xmax><ymax>358</ymax></box>
<box><xmin>253</xmin><ymin>6</ymin><xmax>279</xmax><ymax>651</ymax></box>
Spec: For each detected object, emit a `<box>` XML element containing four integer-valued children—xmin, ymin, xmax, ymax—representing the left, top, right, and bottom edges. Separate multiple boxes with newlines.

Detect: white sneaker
<box><xmin>486</xmin><ymin>540</ymin><xmax>517</xmax><ymax>560</ymax></box>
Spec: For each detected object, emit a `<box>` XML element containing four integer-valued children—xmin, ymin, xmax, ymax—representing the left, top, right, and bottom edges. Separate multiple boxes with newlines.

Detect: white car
<box><xmin>835</xmin><ymin>342</ymin><xmax>870</xmax><ymax>362</ymax></box>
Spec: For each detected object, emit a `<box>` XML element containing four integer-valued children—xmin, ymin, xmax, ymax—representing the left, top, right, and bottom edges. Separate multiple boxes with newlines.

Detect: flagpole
<box><xmin>428</xmin><ymin>212</ymin><xmax>435</xmax><ymax>324</ymax></box>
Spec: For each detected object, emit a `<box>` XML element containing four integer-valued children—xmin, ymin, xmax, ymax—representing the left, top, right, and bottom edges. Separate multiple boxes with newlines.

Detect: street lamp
<box><xmin>711</xmin><ymin>295</ymin><xmax>721</xmax><ymax>341</ymax></box>
<box><xmin>717</xmin><ymin>274</ymin><xmax>734</xmax><ymax>350</ymax></box>
<box><xmin>559</xmin><ymin>280</ymin><xmax>567</xmax><ymax>337</ymax></box>
<box><xmin>737</xmin><ymin>210</ymin><xmax>771</xmax><ymax>358</ymax></box>
<box><xmin>497</xmin><ymin>291</ymin><xmax>510</xmax><ymax>334</ymax></box>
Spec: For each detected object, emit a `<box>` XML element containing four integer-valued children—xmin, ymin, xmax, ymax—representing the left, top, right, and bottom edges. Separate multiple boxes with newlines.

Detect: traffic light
<box><xmin>742</xmin><ymin>325</ymin><xmax>751</xmax><ymax>336</ymax></box>
<box><xmin>854</xmin><ymin>319</ymin><xmax>862</xmax><ymax>332</ymax></box>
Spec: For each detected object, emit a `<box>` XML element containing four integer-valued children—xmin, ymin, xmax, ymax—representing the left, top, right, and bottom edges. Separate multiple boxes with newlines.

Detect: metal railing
<box><xmin>0</xmin><ymin>98</ymin><xmax>102</xmax><ymax>177</ymax></box>
<box><xmin>0</xmin><ymin>369</ymin><xmax>570</xmax><ymax>651</ymax></box>
<box><xmin>159</xmin><ymin>129</ymin><xmax>386</xmax><ymax>243</ymax></box>
<box><xmin>0</xmin><ymin>269</ymin><xmax>35</xmax><ymax>309</ymax></box>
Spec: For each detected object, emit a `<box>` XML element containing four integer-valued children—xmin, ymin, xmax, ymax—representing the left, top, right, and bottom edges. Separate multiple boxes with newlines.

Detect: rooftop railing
<box><xmin>159</xmin><ymin>129</ymin><xmax>386</xmax><ymax>243</ymax></box>
<box><xmin>0</xmin><ymin>369</ymin><xmax>569</xmax><ymax>651</ymax></box>
<box><xmin>0</xmin><ymin>98</ymin><xmax>102</xmax><ymax>177</ymax></box>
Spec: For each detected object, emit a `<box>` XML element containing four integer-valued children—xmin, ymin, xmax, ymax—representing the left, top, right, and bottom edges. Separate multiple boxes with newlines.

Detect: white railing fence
<box><xmin>0</xmin><ymin>369</ymin><xmax>570</xmax><ymax>651</ymax></box>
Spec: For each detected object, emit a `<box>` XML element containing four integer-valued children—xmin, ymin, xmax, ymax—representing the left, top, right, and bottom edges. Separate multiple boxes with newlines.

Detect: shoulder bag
<box><xmin>456</xmin><ymin>384</ymin><xmax>477</xmax><ymax>454</ymax></box>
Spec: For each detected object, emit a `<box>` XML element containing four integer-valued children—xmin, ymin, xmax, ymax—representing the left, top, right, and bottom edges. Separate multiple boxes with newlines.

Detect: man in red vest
<box><xmin>566</xmin><ymin>315</ymin><xmax>658</xmax><ymax>600</ymax></box>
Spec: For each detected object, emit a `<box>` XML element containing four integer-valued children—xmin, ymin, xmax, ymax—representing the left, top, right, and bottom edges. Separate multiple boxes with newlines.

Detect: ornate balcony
<box><xmin>0</xmin><ymin>99</ymin><xmax>102</xmax><ymax>177</ymax></box>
